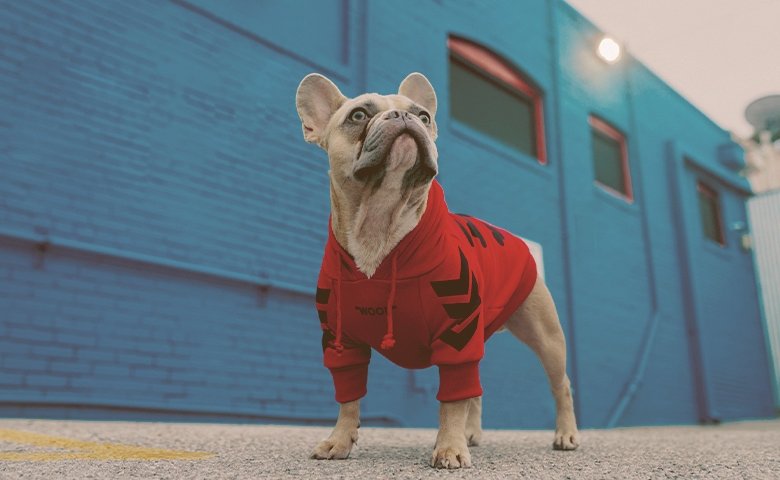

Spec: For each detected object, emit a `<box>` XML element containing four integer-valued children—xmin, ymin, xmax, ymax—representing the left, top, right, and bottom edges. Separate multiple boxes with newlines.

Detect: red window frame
<box><xmin>448</xmin><ymin>35</ymin><xmax>547</xmax><ymax>165</ymax></box>
<box><xmin>696</xmin><ymin>180</ymin><xmax>726</xmax><ymax>246</ymax></box>
<box><xmin>589</xmin><ymin>115</ymin><xmax>633</xmax><ymax>202</ymax></box>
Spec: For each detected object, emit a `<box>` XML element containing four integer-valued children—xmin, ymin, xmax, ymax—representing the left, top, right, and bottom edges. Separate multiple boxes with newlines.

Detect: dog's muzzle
<box><xmin>353</xmin><ymin>110</ymin><xmax>438</xmax><ymax>184</ymax></box>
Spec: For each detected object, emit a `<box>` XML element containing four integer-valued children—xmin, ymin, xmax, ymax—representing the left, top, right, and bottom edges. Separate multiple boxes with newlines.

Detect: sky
<box><xmin>565</xmin><ymin>0</ymin><xmax>780</xmax><ymax>137</ymax></box>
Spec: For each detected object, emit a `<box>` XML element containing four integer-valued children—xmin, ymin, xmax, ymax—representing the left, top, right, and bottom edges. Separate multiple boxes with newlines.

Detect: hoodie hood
<box><xmin>323</xmin><ymin>179</ymin><xmax>450</xmax><ymax>282</ymax></box>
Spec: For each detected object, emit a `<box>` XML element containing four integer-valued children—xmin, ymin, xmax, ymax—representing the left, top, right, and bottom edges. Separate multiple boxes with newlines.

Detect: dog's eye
<box><xmin>418</xmin><ymin>112</ymin><xmax>431</xmax><ymax>125</ymax></box>
<box><xmin>349</xmin><ymin>108</ymin><xmax>368</xmax><ymax>122</ymax></box>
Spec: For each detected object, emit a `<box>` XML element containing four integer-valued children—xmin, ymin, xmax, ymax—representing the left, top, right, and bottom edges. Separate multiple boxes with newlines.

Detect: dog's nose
<box><xmin>383</xmin><ymin>110</ymin><xmax>411</xmax><ymax>121</ymax></box>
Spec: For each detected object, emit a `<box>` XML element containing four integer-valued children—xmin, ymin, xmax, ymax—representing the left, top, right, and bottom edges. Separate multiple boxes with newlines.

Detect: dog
<box><xmin>295</xmin><ymin>72</ymin><xmax>579</xmax><ymax>469</ymax></box>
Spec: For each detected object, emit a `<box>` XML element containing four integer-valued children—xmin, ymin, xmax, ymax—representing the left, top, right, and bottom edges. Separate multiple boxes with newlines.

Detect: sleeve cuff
<box><xmin>330</xmin><ymin>363</ymin><xmax>369</xmax><ymax>403</ymax></box>
<box><xmin>437</xmin><ymin>361</ymin><xmax>482</xmax><ymax>402</ymax></box>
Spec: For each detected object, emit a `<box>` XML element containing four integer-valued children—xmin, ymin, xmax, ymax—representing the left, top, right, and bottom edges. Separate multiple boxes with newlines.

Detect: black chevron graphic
<box><xmin>315</xmin><ymin>288</ymin><xmax>330</xmax><ymax>304</ymax></box>
<box><xmin>484</xmin><ymin>224</ymin><xmax>505</xmax><ymax>246</ymax></box>
<box><xmin>465</xmin><ymin>220</ymin><xmax>487</xmax><ymax>247</ymax></box>
<box><xmin>439</xmin><ymin>314</ymin><xmax>479</xmax><ymax>351</ymax></box>
<box><xmin>442</xmin><ymin>273</ymin><xmax>481</xmax><ymax>321</ymax></box>
<box><xmin>317</xmin><ymin>309</ymin><xmax>327</xmax><ymax>324</ymax></box>
<box><xmin>456</xmin><ymin>220</ymin><xmax>475</xmax><ymax>247</ymax></box>
<box><xmin>457</xmin><ymin>213</ymin><xmax>505</xmax><ymax>247</ymax></box>
<box><xmin>430</xmin><ymin>249</ymin><xmax>469</xmax><ymax>296</ymax></box>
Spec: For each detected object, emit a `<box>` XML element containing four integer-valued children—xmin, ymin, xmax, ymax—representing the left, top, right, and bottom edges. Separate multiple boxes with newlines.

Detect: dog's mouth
<box><xmin>352</xmin><ymin>121</ymin><xmax>437</xmax><ymax>187</ymax></box>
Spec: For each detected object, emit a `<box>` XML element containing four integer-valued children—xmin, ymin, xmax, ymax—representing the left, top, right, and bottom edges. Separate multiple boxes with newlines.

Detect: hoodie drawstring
<box><xmin>380</xmin><ymin>253</ymin><xmax>398</xmax><ymax>350</ymax></box>
<box><xmin>333</xmin><ymin>266</ymin><xmax>345</xmax><ymax>356</ymax></box>
<box><xmin>333</xmin><ymin>252</ymin><xmax>398</xmax><ymax>355</ymax></box>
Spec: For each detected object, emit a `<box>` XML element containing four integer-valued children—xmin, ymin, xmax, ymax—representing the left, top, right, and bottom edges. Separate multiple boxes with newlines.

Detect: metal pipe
<box><xmin>605</xmin><ymin>54</ymin><xmax>662</xmax><ymax>428</ymax></box>
<box><xmin>666</xmin><ymin>141</ymin><xmax>714</xmax><ymax>423</ymax></box>
<box><xmin>547</xmin><ymin>0</ymin><xmax>581</xmax><ymax>420</ymax></box>
<box><xmin>0</xmin><ymin>225</ymin><xmax>313</xmax><ymax>297</ymax></box>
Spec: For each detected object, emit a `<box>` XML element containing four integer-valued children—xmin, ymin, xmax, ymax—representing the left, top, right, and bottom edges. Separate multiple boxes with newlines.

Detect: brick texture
<box><xmin>0</xmin><ymin>0</ymin><xmax>773</xmax><ymax>428</ymax></box>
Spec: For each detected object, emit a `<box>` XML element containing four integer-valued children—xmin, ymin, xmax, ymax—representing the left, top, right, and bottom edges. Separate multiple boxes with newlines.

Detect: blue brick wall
<box><xmin>0</xmin><ymin>0</ymin><xmax>774</xmax><ymax>428</ymax></box>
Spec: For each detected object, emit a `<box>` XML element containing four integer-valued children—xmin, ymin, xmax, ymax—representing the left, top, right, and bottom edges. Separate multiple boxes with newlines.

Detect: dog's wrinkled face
<box><xmin>295</xmin><ymin>73</ymin><xmax>439</xmax><ymax>193</ymax></box>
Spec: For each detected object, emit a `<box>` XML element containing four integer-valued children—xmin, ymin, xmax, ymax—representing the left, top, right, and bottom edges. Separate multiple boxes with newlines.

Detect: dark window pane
<box><xmin>592</xmin><ymin>130</ymin><xmax>626</xmax><ymax>194</ymax></box>
<box><xmin>449</xmin><ymin>57</ymin><xmax>536</xmax><ymax>156</ymax></box>
<box><xmin>698</xmin><ymin>184</ymin><xmax>724</xmax><ymax>244</ymax></box>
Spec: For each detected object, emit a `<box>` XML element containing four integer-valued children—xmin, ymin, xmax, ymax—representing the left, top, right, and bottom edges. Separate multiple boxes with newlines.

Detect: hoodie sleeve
<box><xmin>322</xmin><ymin>329</ymin><xmax>371</xmax><ymax>403</ymax></box>
<box><xmin>430</xmin><ymin>312</ymin><xmax>485</xmax><ymax>402</ymax></box>
<box><xmin>316</xmin><ymin>283</ymin><xmax>371</xmax><ymax>403</ymax></box>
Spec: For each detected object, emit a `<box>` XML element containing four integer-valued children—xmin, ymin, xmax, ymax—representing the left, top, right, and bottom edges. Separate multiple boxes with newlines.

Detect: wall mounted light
<box><xmin>597</xmin><ymin>36</ymin><xmax>621</xmax><ymax>64</ymax></box>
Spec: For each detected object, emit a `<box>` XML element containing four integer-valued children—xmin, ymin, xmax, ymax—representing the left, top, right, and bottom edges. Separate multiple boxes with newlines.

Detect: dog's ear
<box><xmin>295</xmin><ymin>73</ymin><xmax>346</xmax><ymax>147</ymax></box>
<box><xmin>398</xmin><ymin>73</ymin><xmax>437</xmax><ymax>117</ymax></box>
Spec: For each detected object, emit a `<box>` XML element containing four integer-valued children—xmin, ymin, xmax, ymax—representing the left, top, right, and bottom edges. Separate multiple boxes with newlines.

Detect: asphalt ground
<box><xmin>0</xmin><ymin>418</ymin><xmax>778</xmax><ymax>479</ymax></box>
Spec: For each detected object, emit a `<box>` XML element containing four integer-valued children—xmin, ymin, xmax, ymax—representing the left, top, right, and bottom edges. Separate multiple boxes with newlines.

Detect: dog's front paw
<box><xmin>431</xmin><ymin>439</ymin><xmax>472</xmax><ymax>469</ymax></box>
<box><xmin>310</xmin><ymin>430</ymin><xmax>357</xmax><ymax>460</ymax></box>
<box><xmin>553</xmin><ymin>427</ymin><xmax>580</xmax><ymax>451</ymax></box>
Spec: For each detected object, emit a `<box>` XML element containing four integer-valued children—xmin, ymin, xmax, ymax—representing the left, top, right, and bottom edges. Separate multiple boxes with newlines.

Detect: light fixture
<box><xmin>597</xmin><ymin>36</ymin><xmax>621</xmax><ymax>64</ymax></box>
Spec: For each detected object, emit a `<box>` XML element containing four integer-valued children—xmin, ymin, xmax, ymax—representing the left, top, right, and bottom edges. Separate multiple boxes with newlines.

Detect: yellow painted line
<box><xmin>0</xmin><ymin>428</ymin><xmax>213</xmax><ymax>461</ymax></box>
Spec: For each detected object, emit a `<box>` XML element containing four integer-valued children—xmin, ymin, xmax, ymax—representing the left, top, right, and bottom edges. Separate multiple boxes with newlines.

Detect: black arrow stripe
<box><xmin>455</xmin><ymin>220</ymin><xmax>475</xmax><ymax>247</ymax></box>
<box><xmin>439</xmin><ymin>314</ymin><xmax>479</xmax><ymax>351</ymax></box>
<box><xmin>430</xmin><ymin>249</ymin><xmax>469</xmax><ymax>297</ymax></box>
<box><xmin>484</xmin><ymin>223</ymin><xmax>505</xmax><ymax>246</ymax></box>
<box><xmin>465</xmin><ymin>220</ymin><xmax>487</xmax><ymax>247</ymax></box>
<box><xmin>457</xmin><ymin>213</ymin><xmax>505</xmax><ymax>247</ymax></box>
<box><xmin>442</xmin><ymin>273</ymin><xmax>481</xmax><ymax>321</ymax></box>
<box><xmin>316</xmin><ymin>288</ymin><xmax>330</xmax><ymax>304</ymax></box>
<box><xmin>317</xmin><ymin>309</ymin><xmax>327</xmax><ymax>324</ymax></box>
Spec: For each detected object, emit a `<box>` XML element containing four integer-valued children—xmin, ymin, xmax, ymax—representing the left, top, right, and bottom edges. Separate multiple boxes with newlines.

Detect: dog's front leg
<box><xmin>431</xmin><ymin>399</ymin><xmax>472</xmax><ymax>469</ymax></box>
<box><xmin>311</xmin><ymin>399</ymin><xmax>360</xmax><ymax>460</ymax></box>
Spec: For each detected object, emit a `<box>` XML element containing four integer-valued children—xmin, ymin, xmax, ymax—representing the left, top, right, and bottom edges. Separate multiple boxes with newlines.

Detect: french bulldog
<box><xmin>295</xmin><ymin>72</ymin><xmax>579</xmax><ymax>469</ymax></box>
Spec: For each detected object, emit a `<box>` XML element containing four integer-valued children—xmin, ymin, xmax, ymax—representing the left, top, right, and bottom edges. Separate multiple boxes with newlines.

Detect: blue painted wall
<box><xmin>0</xmin><ymin>0</ymin><xmax>774</xmax><ymax>429</ymax></box>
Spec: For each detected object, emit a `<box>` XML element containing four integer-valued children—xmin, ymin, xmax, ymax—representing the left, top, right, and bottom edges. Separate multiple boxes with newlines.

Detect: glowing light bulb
<box><xmin>597</xmin><ymin>37</ymin><xmax>621</xmax><ymax>64</ymax></box>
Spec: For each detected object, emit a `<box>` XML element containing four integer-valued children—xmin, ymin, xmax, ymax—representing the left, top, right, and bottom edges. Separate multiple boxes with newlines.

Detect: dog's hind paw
<box><xmin>553</xmin><ymin>428</ymin><xmax>580</xmax><ymax>451</ymax></box>
<box><xmin>466</xmin><ymin>430</ymin><xmax>481</xmax><ymax>447</ymax></box>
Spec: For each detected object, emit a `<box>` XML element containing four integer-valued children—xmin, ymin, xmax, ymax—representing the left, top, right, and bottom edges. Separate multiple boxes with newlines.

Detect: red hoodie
<box><xmin>315</xmin><ymin>180</ymin><xmax>537</xmax><ymax>403</ymax></box>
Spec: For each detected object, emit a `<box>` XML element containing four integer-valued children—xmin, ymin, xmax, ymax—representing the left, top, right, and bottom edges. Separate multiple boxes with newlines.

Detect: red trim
<box><xmin>696</xmin><ymin>180</ymin><xmax>726</xmax><ymax>246</ymax></box>
<box><xmin>448</xmin><ymin>35</ymin><xmax>547</xmax><ymax>165</ymax></box>
<box><xmin>535</xmin><ymin>92</ymin><xmax>547</xmax><ymax>166</ymax></box>
<box><xmin>589</xmin><ymin>115</ymin><xmax>633</xmax><ymax>202</ymax></box>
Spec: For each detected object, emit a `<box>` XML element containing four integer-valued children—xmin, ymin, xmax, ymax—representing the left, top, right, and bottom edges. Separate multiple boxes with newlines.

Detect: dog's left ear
<box><xmin>296</xmin><ymin>73</ymin><xmax>347</xmax><ymax>147</ymax></box>
<box><xmin>398</xmin><ymin>73</ymin><xmax>437</xmax><ymax>117</ymax></box>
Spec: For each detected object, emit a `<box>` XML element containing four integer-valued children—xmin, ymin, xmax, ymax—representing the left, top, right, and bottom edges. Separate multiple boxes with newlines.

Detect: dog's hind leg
<box><xmin>504</xmin><ymin>276</ymin><xmax>580</xmax><ymax>450</ymax></box>
<box><xmin>464</xmin><ymin>396</ymin><xmax>482</xmax><ymax>446</ymax></box>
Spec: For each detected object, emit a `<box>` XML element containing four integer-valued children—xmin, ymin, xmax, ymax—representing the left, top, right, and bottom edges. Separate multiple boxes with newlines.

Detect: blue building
<box><xmin>0</xmin><ymin>0</ymin><xmax>775</xmax><ymax>428</ymax></box>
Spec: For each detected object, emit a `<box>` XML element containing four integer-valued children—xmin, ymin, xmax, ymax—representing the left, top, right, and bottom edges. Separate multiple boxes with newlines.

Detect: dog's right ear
<box><xmin>295</xmin><ymin>73</ymin><xmax>346</xmax><ymax>147</ymax></box>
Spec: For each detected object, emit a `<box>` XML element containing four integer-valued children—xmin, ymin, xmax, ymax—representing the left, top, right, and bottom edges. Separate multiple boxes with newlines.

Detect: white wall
<box><xmin>749</xmin><ymin>189</ymin><xmax>780</xmax><ymax>407</ymax></box>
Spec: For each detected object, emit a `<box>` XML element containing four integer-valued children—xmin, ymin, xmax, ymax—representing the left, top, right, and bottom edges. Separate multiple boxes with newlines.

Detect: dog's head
<box><xmin>295</xmin><ymin>73</ymin><xmax>438</xmax><ymax>193</ymax></box>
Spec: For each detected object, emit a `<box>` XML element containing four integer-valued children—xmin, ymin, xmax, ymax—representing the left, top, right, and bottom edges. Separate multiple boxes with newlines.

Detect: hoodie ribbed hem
<box><xmin>330</xmin><ymin>363</ymin><xmax>369</xmax><ymax>403</ymax></box>
<box><xmin>437</xmin><ymin>361</ymin><xmax>482</xmax><ymax>402</ymax></box>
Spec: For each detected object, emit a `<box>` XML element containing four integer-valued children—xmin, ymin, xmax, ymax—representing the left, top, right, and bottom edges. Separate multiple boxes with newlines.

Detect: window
<box><xmin>697</xmin><ymin>181</ymin><xmax>726</xmax><ymax>246</ymax></box>
<box><xmin>589</xmin><ymin>115</ymin><xmax>632</xmax><ymax>201</ymax></box>
<box><xmin>448</xmin><ymin>35</ymin><xmax>547</xmax><ymax>164</ymax></box>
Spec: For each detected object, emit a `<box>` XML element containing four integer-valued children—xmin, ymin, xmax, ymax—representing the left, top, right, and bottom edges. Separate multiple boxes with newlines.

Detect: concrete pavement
<box><xmin>0</xmin><ymin>417</ymin><xmax>778</xmax><ymax>479</ymax></box>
